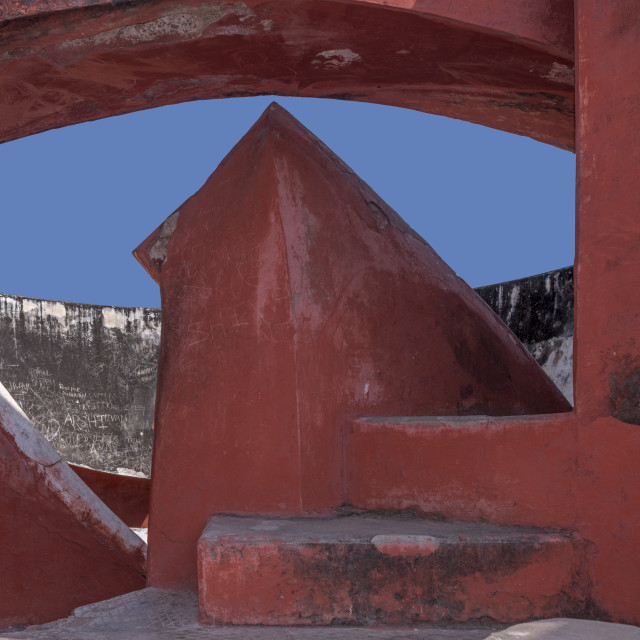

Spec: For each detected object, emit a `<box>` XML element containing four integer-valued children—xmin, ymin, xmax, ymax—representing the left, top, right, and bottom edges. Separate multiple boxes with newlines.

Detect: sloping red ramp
<box><xmin>0</xmin><ymin>382</ymin><xmax>146</xmax><ymax>627</ymax></box>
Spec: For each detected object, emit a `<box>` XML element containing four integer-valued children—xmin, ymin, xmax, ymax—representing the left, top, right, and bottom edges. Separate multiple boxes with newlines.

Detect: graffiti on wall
<box><xmin>0</xmin><ymin>295</ymin><xmax>160</xmax><ymax>476</ymax></box>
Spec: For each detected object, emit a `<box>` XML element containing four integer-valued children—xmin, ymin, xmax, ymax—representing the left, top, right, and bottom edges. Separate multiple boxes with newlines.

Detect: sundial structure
<box><xmin>134</xmin><ymin>104</ymin><xmax>570</xmax><ymax>619</ymax></box>
<box><xmin>1</xmin><ymin>0</ymin><xmax>640</xmax><ymax>630</ymax></box>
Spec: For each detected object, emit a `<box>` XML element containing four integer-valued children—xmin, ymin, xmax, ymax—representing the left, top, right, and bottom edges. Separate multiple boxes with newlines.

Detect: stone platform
<box><xmin>198</xmin><ymin>514</ymin><xmax>585</xmax><ymax>626</ymax></box>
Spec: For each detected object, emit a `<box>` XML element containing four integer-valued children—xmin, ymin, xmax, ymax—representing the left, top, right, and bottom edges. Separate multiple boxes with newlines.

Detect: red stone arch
<box><xmin>1</xmin><ymin>0</ymin><xmax>574</xmax><ymax>148</ymax></box>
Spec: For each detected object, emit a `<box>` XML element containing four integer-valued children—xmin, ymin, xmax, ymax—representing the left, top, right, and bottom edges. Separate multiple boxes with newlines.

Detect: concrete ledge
<box><xmin>346</xmin><ymin>413</ymin><xmax>577</xmax><ymax>529</ymax></box>
<box><xmin>198</xmin><ymin>514</ymin><xmax>586</xmax><ymax>626</ymax></box>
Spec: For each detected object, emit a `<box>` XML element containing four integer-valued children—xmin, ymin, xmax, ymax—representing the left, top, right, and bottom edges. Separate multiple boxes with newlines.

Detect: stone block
<box><xmin>198</xmin><ymin>514</ymin><xmax>585</xmax><ymax>626</ymax></box>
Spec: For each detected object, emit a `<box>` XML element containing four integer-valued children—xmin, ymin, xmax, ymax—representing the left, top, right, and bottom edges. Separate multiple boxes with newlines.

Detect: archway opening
<box><xmin>0</xmin><ymin>96</ymin><xmax>575</xmax><ymax>529</ymax></box>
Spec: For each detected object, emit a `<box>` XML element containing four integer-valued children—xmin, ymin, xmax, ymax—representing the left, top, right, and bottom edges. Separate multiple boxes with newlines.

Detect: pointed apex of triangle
<box><xmin>132</xmin><ymin>102</ymin><xmax>315</xmax><ymax>282</ymax></box>
<box><xmin>248</xmin><ymin>101</ymin><xmax>318</xmax><ymax>144</ymax></box>
<box><xmin>266</xmin><ymin>100</ymin><xmax>287</xmax><ymax>114</ymax></box>
<box><xmin>258</xmin><ymin>101</ymin><xmax>299</xmax><ymax>125</ymax></box>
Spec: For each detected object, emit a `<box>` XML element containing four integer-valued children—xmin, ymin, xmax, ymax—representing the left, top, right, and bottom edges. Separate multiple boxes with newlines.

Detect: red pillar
<box><xmin>572</xmin><ymin>1</ymin><xmax>640</xmax><ymax>623</ymax></box>
<box><xmin>574</xmin><ymin>1</ymin><xmax>640</xmax><ymax>425</ymax></box>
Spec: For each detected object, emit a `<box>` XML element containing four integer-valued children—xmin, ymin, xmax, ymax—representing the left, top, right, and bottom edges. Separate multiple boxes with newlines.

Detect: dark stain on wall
<box><xmin>475</xmin><ymin>266</ymin><xmax>574</xmax><ymax>345</ymax></box>
<box><xmin>610</xmin><ymin>360</ymin><xmax>640</xmax><ymax>426</ymax></box>
<box><xmin>476</xmin><ymin>266</ymin><xmax>574</xmax><ymax>403</ymax></box>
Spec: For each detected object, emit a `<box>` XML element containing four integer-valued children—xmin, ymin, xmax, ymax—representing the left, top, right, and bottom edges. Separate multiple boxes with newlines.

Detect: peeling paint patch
<box><xmin>59</xmin><ymin>3</ymin><xmax>257</xmax><ymax>50</ymax></box>
<box><xmin>217</xmin><ymin>24</ymin><xmax>256</xmax><ymax>36</ymax></box>
<box><xmin>546</xmin><ymin>62</ymin><xmax>575</xmax><ymax>86</ymax></box>
<box><xmin>312</xmin><ymin>49</ymin><xmax>362</xmax><ymax>69</ymax></box>
<box><xmin>367</xmin><ymin>201</ymin><xmax>390</xmax><ymax>229</ymax></box>
<box><xmin>148</xmin><ymin>209</ymin><xmax>180</xmax><ymax>274</ymax></box>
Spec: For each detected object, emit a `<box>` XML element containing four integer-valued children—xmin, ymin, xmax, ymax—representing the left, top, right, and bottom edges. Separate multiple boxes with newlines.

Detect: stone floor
<box><xmin>4</xmin><ymin>588</ymin><xmax>638</xmax><ymax>640</ymax></box>
<box><xmin>0</xmin><ymin>588</ymin><xmax>502</xmax><ymax>640</ymax></box>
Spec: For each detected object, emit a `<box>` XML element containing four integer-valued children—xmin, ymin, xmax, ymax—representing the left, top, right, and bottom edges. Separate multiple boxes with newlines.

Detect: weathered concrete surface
<box><xmin>0</xmin><ymin>587</ymin><xmax>502</xmax><ymax>639</ymax></box>
<box><xmin>476</xmin><ymin>267</ymin><xmax>573</xmax><ymax>402</ymax></box>
<box><xmin>485</xmin><ymin>618</ymin><xmax>640</xmax><ymax>640</ymax></box>
<box><xmin>134</xmin><ymin>103</ymin><xmax>569</xmax><ymax>587</ymax></box>
<box><xmin>570</xmin><ymin>1</ymin><xmax>640</xmax><ymax>623</ymax></box>
<box><xmin>0</xmin><ymin>0</ymin><xmax>574</xmax><ymax>149</ymax></box>
<box><xmin>198</xmin><ymin>514</ymin><xmax>585</xmax><ymax>625</ymax></box>
<box><xmin>574</xmin><ymin>1</ymin><xmax>640</xmax><ymax>428</ymax></box>
<box><xmin>0</xmin><ymin>293</ymin><xmax>159</xmax><ymax>476</ymax></box>
<box><xmin>347</xmin><ymin>411</ymin><xmax>640</xmax><ymax>625</ymax></box>
<box><xmin>347</xmin><ymin>414</ymin><xmax>579</xmax><ymax>529</ymax></box>
<box><xmin>0</xmin><ymin>381</ymin><xmax>146</xmax><ymax>627</ymax></box>
<box><xmin>0</xmin><ymin>0</ymin><xmax>575</xmax><ymax>59</ymax></box>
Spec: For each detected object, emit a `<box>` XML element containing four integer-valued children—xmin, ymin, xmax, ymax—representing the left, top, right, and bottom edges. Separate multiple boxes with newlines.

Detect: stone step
<box><xmin>197</xmin><ymin>513</ymin><xmax>586</xmax><ymax>626</ymax></box>
<box><xmin>346</xmin><ymin>414</ymin><xmax>576</xmax><ymax>528</ymax></box>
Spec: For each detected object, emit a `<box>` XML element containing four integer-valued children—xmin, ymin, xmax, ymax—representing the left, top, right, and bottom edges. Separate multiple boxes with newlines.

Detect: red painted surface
<box><xmin>0</xmin><ymin>0</ymin><xmax>574</xmax><ymax>57</ymax></box>
<box><xmin>70</xmin><ymin>464</ymin><xmax>150</xmax><ymax>528</ymax></box>
<box><xmin>198</xmin><ymin>514</ymin><xmax>585</xmax><ymax>625</ymax></box>
<box><xmin>135</xmin><ymin>103</ymin><xmax>568</xmax><ymax>586</ymax></box>
<box><xmin>0</xmin><ymin>0</ymin><xmax>574</xmax><ymax>149</ymax></box>
<box><xmin>573</xmin><ymin>1</ymin><xmax>640</xmax><ymax>428</ymax></box>
<box><xmin>0</xmin><ymin>386</ymin><xmax>146</xmax><ymax>627</ymax></box>
<box><xmin>575</xmin><ymin>418</ymin><xmax>640</xmax><ymax>623</ymax></box>
<box><xmin>347</xmin><ymin>414</ymin><xmax>578</xmax><ymax>529</ymax></box>
<box><xmin>1</xmin><ymin>0</ymin><xmax>640</xmax><ymax>628</ymax></box>
<box><xmin>571</xmin><ymin>2</ymin><xmax>640</xmax><ymax>622</ymax></box>
<box><xmin>347</xmin><ymin>412</ymin><xmax>640</xmax><ymax>624</ymax></box>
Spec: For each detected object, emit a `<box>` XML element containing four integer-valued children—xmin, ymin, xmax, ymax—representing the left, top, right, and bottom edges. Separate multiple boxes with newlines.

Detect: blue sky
<box><xmin>0</xmin><ymin>97</ymin><xmax>575</xmax><ymax>309</ymax></box>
